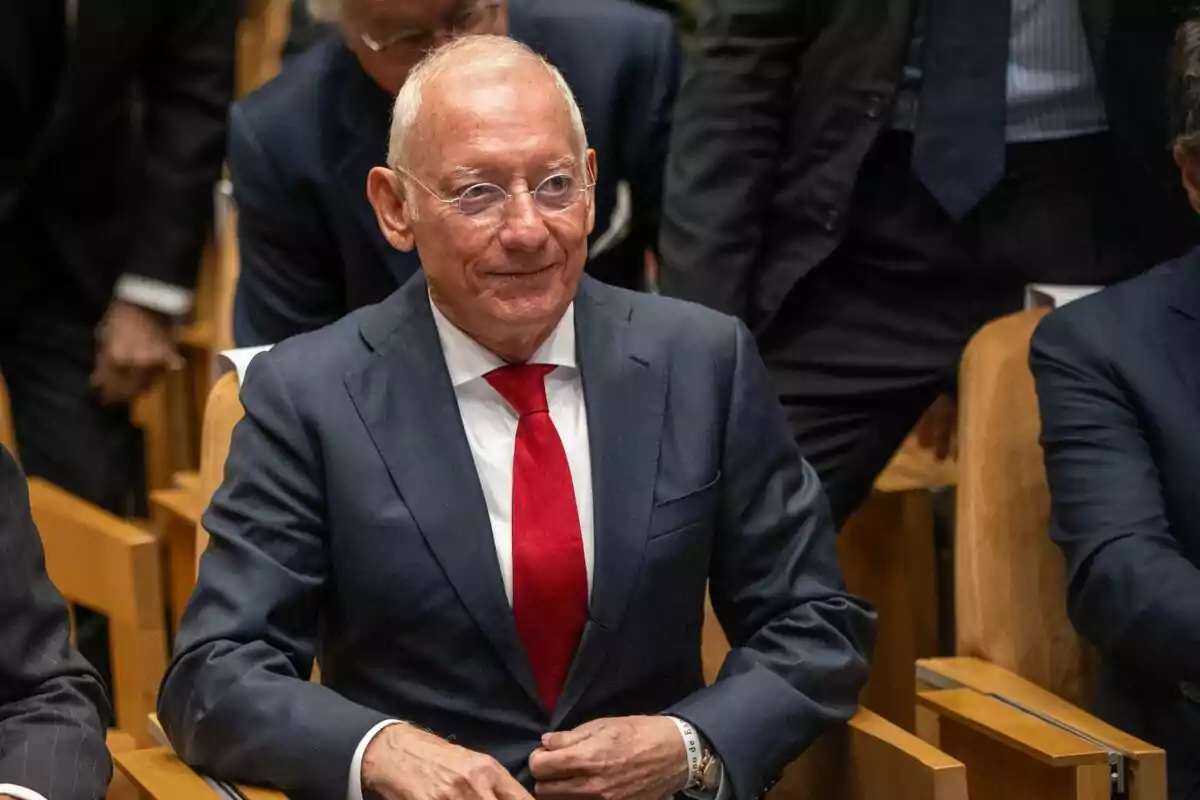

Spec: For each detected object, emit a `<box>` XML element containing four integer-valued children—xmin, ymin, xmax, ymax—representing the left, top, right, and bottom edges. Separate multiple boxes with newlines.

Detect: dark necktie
<box><xmin>486</xmin><ymin>363</ymin><xmax>588</xmax><ymax>710</ymax></box>
<box><xmin>911</xmin><ymin>0</ymin><xmax>1011</xmax><ymax>219</ymax></box>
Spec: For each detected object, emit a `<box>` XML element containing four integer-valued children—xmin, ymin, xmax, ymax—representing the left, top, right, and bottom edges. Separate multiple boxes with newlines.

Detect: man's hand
<box><xmin>91</xmin><ymin>300</ymin><xmax>182</xmax><ymax>405</ymax></box>
<box><xmin>529</xmin><ymin>716</ymin><xmax>688</xmax><ymax>800</ymax></box>
<box><xmin>362</xmin><ymin>723</ymin><xmax>533</xmax><ymax>800</ymax></box>
<box><xmin>914</xmin><ymin>393</ymin><xmax>957</xmax><ymax>462</ymax></box>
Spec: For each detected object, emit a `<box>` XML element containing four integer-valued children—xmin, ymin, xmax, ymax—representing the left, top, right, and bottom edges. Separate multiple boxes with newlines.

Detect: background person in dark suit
<box><xmin>1030</xmin><ymin>19</ymin><xmax>1200</xmax><ymax>799</ymax></box>
<box><xmin>232</xmin><ymin>0</ymin><xmax>681</xmax><ymax>347</ymax></box>
<box><xmin>160</xmin><ymin>37</ymin><xmax>874</xmax><ymax>800</ymax></box>
<box><xmin>660</xmin><ymin>0</ymin><xmax>1200</xmax><ymax>527</ymax></box>
<box><xmin>0</xmin><ymin>0</ymin><xmax>238</xmax><ymax>683</ymax></box>
<box><xmin>0</xmin><ymin>444</ymin><xmax>113</xmax><ymax>800</ymax></box>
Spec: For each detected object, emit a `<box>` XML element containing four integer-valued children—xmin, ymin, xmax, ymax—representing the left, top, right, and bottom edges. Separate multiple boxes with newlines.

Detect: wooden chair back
<box><xmin>954</xmin><ymin>309</ymin><xmax>1096</xmax><ymax>706</ymax></box>
<box><xmin>0</xmin><ymin>375</ymin><xmax>14</xmax><ymax>455</ymax></box>
<box><xmin>27</xmin><ymin>479</ymin><xmax>168</xmax><ymax>746</ymax></box>
<box><xmin>236</xmin><ymin>0</ymin><xmax>292</xmax><ymax>97</ymax></box>
<box><xmin>196</xmin><ymin>371</ymin><xmax>244</xmax><ymax>567</ymax></box>
<box><xmin>703</xmin><ymin>599</ymin><xmax>968</xmax><ymax>800</ymax></box>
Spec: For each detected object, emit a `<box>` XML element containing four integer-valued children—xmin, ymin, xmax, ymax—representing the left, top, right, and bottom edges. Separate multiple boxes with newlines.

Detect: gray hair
<box><xmin>1174</xmin><ymin>16</ymin><xmax>1200</xmax><ymax>152</ymax></box>
<box><xmin>386</xmin><ymin>35</ymin><xmax>589</xmax><ymax>171</ymax></box>
<box><xmin>306</xmin><ymin>0</ymin><xmax>341</xmax><ymax>23</ymax></box>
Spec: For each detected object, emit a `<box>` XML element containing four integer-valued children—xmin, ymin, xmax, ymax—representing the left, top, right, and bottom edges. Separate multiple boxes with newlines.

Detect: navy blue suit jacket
<box><xmin>159</xmin><ymin>275</ymin><xmax>875</xmax><ymax>800</ymax></box>
<box><xmin>1031</xmin><ymin>252</ymin><xmax>1200</xmax><ymax>799</ymax></box>
<box><xmin>230</xmin><ymin>0</ymin><xmax>680</xmax><ymax>347</ymax></box>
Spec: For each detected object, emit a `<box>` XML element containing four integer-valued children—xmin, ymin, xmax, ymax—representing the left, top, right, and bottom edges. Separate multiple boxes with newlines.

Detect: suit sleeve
<box><xmin>1030</xmin><ymin>312</ymin><xmax>1200</xmax><ymax>688</ymax></box>
<box><xmin>122</xmin><ymin>0</ymin><xmax>239</xmax><ymax>294</ymax></box>
<box><xmin>0</xmin><ymin>447</ymin><xmax>113</xmax><ymax>800</ymax></box>
<box><xmin>619</xmin><ymin>13</ymin><xmax>681</xmax><ymax>260</ymax></box>
<box><xmin>158</xmin><ymin>354</ymin><xmax>390</xmax><ymax>800</ymax></box>
<box><xmin>657</xmin><ymin>0</ymin><xmax>815</xmax><ymax>320</ymax></box>
<box><xmin>668</xmin><ymin>320</ymin><xmax>876</xmax><ymax>800</ymax></box>
<box><xmin>229</xmin><ymin>102</ymin><xmax>347</xmax><ymax>346</ymax></box>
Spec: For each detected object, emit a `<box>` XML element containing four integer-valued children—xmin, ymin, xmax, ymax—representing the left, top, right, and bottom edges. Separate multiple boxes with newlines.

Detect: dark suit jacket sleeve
<box><xmin>619</xmin><ymin>12</ymin><xmax>681</xmax><ymax>259</ymax></box>
<box><xmin>122</xmin><ymin>0</ymin><xmax>239</xmax><ymax>292</ymax></box>
<box><xmin>657</xmin><ymin>0</ymin><xmax>812</xmax><ymax>319</ymax></box>
<box><xmin>229</xmin><ymin>102</ymin><xmax>346</xmax><ymax>346</ymax></box>
<box><xmin>1031</xmin><ymin>312</ymin><xmax>1200</xmax><ymax>689</ymax></box>
<box><xmin>157</xmin><ymin>355</ymin><xmax>390</xmax><ymax>799</ymax></box>
<box><xmin>668</xmin><ymin>321</ymin><xmax>875</xmax><ymax>800</ymax></box>
<box><xmin>0</xmin><ymin>446</ymin><xmax>113</xmax><ymax>800</ymax></box>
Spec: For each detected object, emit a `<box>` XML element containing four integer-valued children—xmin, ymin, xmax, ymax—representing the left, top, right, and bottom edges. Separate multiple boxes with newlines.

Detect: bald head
<box><xmin>387</xmin><ymin>35</ymin><xmax>588</xmax><ymax>171</ymax></box>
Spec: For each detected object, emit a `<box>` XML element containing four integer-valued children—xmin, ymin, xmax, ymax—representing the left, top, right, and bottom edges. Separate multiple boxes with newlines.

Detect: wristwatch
<box><xmin>692</xmin><ymin>746</ymin><xmax>722</xmax><ymax>796</ymax></box>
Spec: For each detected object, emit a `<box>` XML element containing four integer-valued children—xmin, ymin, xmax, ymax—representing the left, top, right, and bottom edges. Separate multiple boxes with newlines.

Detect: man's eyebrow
<box><xmin>546</xmin><ymin>156</ymin><xmax>577</xmax><ymax>171</ymax></box>
<box><xmin>446</xmin><ymin>165</ymin><xmax>485</xmax><ymax>182</ymax></box>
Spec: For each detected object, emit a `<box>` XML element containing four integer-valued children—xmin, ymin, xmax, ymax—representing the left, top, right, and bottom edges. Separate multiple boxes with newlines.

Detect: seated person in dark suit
<box><xmin>1030</xmin><ymin>19</ymin><xmax>1200</xmax><ymax>799</ymax></box>
<box><xmin>0</xmin><ymin>445</ymin><xmax>113</xmax><ymax>800</ymax></box>
<box><xmin>159</xmin><ymin>36</ymin><xmax>874</xmax><ymax>800</ymax></box>
<box><xmin>232</xmin><ymin>0</ymin><xmax>681</xmax><ymax>347</ymax></box>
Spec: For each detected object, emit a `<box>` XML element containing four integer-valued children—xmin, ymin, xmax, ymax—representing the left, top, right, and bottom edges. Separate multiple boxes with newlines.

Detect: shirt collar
<box><xmin>428</xmin><ymin>295</ymin><xmax>577</xmax><ymax>388</ymax></box>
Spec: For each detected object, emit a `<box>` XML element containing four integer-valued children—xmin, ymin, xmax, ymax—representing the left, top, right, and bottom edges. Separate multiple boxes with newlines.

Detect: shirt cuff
<box><xmin>114</xmin><ymin>274</ymin><xmax>195</xmax><ymax>317</ymax></box>
<box><xmin>0</xmin><ymin>784</ymin><xmax>50</xmax><ymax>800</ymax></box>
<box><xmin>348</xmin><ymin>719</ymin><xmax>404</xmax><ymax>800</ymax></box>
<box><xmin>667</xmin><ymin>717</ymin><xmax>727</xmax><ymax>800</ymax></box>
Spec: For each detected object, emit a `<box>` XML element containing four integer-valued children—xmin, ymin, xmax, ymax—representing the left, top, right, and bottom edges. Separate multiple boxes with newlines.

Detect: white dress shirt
<box><xmin>0</xmin><ymin>784</ymin><xmax>48</xmax><ymax>800</ymax></box>
<box><xmin>347</xmin><ymin>298</ymin><xmax>720</xmax><ymax>800</ymax></box>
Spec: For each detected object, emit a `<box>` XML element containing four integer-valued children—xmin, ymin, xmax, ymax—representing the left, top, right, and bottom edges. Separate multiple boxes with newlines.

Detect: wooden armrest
<box><xmin>917</xmin><ymin>689</ymin><xmax>1108</xmax><ymax>767</ymax></box>
<box><xmin>845</xmin><ymin>709</ymin><xmax>968</xmax><ymax>799</ymax></box>
<box><xmin>115</xmin><ymin>748</ymin><xmax>286</xmax><ymax>800</ymax></box>
<box><xmin>918</xmin><ymin>657</ymin><xmax>1160</xmax><ymax>757</ymax></box>
<box><xmin>150</xmin><ymin>485</ymin><xmax>207</xmax><ymax>528</ymax></box>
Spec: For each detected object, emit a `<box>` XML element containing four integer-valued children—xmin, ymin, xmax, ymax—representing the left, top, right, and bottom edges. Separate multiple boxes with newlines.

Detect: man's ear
<box><xmin>367</xmin><ymin>167</ymin><xmax>416</xmax><ymax>251</ymax></box>
<box><xmin>1173</xmin><ymin>143</ymin><xmax>1200</xmax><ymax>215</ymax></box>
<box><xmin>584</xmin><ymin>148</ymin><xmax>598</xmax><ymax>236</ymax></box>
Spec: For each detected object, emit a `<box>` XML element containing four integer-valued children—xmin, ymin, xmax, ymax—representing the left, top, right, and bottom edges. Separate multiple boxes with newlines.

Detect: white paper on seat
<box><xmin>216</xmin><ymin>346</ymin><xmax>274</xmax><ymax>385</ymax></box>
<box><xmin>1024</xmin><ymin>284</ymin><xmax>1101</xmax><ymax>310</ymax></box>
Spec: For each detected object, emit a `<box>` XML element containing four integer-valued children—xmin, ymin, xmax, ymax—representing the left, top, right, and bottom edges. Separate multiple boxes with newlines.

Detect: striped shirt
<box><xmin>892</xmin><ymin>0</ymin><xmax>1108</xmax><ymax>143</ymax></box>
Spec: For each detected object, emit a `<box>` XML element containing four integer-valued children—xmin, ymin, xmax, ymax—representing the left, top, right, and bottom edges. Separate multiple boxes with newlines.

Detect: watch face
<box><xmin>701</xmin><ymin>756</ymin><xmax>721</xmax><ymax>790</ymax></box>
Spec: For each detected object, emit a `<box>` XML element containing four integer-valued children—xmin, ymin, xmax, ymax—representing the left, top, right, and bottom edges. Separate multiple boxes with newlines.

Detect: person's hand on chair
<box><xmin>914</xmin><ymin>393</ymin><xmax>957</xmax><ymax>462</ymax></box>
<box><xmin>91</xmin><ymin>300</ymin><xmax>182</xmax><ymax>406</ymax></box>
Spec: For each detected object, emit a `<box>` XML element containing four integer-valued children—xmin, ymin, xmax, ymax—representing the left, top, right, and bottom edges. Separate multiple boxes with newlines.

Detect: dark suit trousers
<box><xmin>760</xmin><ymin>131</ymin><xmax>1150</xmax><ymax>527</ymax></box>
<box><xmin>0</xmin><ymin>236</ymin><xmax>143</xmax><ymax>690</ymax></box>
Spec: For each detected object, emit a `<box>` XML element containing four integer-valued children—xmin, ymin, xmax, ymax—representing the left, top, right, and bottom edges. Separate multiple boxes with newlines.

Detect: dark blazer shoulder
<box><xmin>230</xmin><ymin>36</ymin><xmax>343</xmax><ymax>159</ymax></box>
<box><xmin>1032</xmin><ymin>253</ymin><xmax>1197</xmax><ymax>360</ymax></box>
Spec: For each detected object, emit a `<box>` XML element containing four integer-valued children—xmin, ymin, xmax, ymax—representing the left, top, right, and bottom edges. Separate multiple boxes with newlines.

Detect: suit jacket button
<box><xmin>822</xmin><ymin>207</ymin><xmax>841</xmax><ymax>233</ymax></box>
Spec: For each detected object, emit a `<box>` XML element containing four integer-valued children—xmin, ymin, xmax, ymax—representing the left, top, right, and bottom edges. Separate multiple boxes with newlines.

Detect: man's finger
<box><xmin>534</xmin><ymin>778</ymin><xmax>593</xmax><ymax>800</ymax></box>
<box><xmin>541</xmin><ymin>727</ymin><xmax>592</xmax><ymax>750</ymax></box>
<box><xmin>490</xmin><ymin>767</ymin><xmax>535</xmax><ymax>800</ymax></box>
<box><xmin>528</xmin><ymin>745</ymin><xmax>595</xmax><ymax>781</ymax></box>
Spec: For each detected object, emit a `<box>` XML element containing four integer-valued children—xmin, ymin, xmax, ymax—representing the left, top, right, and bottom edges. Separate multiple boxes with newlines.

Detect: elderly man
<box><xmin>231</xmin><ymin>0</ymin><xmax>680</xmax><ymax>347</ymax></box>
<box><xmin>160</xmin><ymin>36</ymin><xmax>874</xmax><ymax>800</ymax></box>
<box><xmin>0</xmin><ymin>445</ymin><xmax>113</xmax><ymax>800</ymax></box>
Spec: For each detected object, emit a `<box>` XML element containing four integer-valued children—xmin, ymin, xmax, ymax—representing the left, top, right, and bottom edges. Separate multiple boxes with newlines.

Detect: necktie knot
<box><xmin>485</xmin><ymin>363</ymin><xmax>556</xmax><ymax>416</ymax></box>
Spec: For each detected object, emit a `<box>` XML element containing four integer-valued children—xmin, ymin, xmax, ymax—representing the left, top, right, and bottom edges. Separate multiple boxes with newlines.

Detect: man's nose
<box><xmin>499</xmin><ymin>191</ymin><xmax>551</xmax><ymax>251</ymax></box>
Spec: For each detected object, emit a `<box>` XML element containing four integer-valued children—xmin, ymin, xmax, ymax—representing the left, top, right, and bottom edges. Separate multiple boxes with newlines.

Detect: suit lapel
<box><xmin>333</xmin><ymin>46</ymin><xmax>421</xmax><ymax>283</ymax></box>
<box><xmin>552</xmin><ymin>280</ymin><xmax>666</xmax><ymax>726</ymax></box>
<box><xmin>344</xmin><ymin>276</ymin><xmax>542</xmax><ymax>707</ymax></box>
<box><xmin>1165</xmin><ymin>255</ymin><xmax>1200</xmax><ymax>406</ymax></box>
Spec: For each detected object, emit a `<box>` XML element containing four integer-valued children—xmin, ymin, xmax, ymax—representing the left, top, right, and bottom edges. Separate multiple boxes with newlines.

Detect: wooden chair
<box><xmin>916</xmin><ymin>310</ymin><xmax>1167</xmax><ymax>800</ymax></box>
<box><xmin>702</xmin><ymin>597</ymin><xmax>969</xmax><ymax>800</ymax></box>
<box><xmin>27</xmin><ymin>479</ymin><xmax>169</xmax><ymax>748</ymax></box>
<box><xmin>836</xmin><ymin>433</ymin><xmax>954</xmax><ymax>730</ymax></box>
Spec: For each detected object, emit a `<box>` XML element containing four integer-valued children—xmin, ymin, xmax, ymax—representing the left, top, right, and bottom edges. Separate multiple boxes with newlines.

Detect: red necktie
<box><xmin>486</xmin><ymin>364</ymin><xmax>588</xmax><ymax>710</ymax></box>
